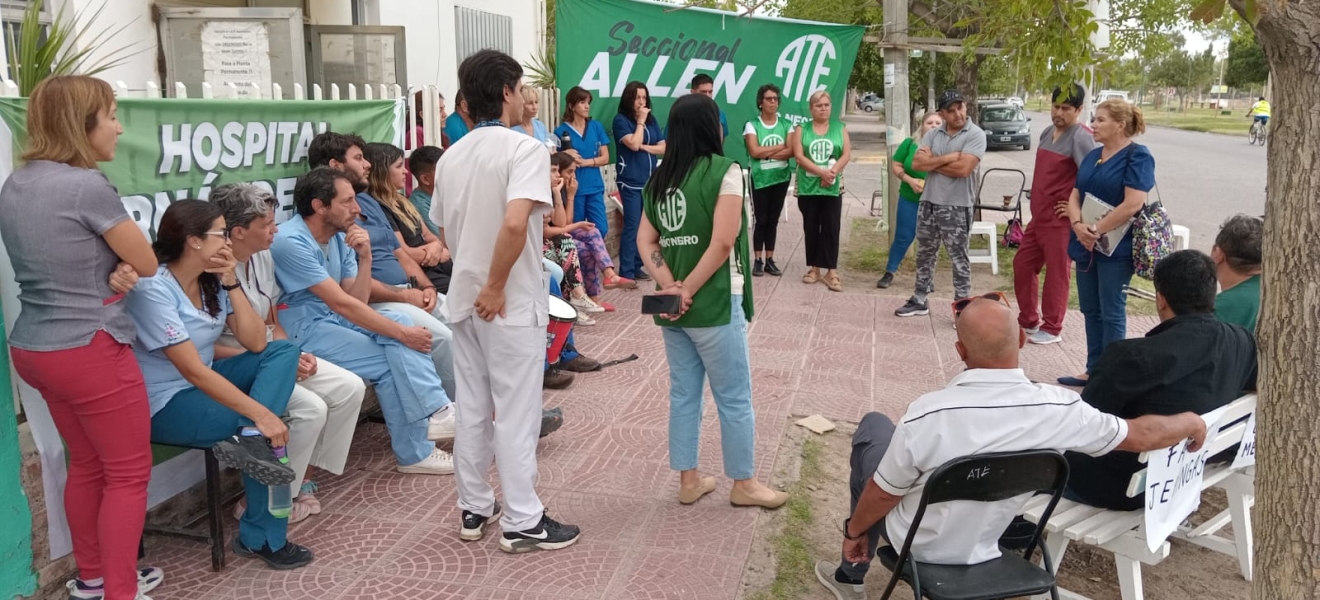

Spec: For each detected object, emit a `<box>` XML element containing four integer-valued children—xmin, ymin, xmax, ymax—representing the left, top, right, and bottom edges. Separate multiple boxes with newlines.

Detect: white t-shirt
<box><xmin>718</xmin><ymin>163</ymin><xmax>746</xmax><ymax>291</ymax></box>
<box><xmin>434</xmin><ymin>126</ymin><xmax>553</xmax><ymax>327</ymax></box>
<box><xmin>875</xmin><ymin>368</ymin><xmax>1128</xmax><ymax>565</ymax></box>
<box><xmin>218</xmin><ymin>250</ymin><xmax>280</xmax><ymax>347</ymax></box>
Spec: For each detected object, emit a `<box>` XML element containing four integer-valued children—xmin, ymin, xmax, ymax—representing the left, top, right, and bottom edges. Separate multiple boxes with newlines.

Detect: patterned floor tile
<box><xmin>604</xmin><ymin>548</ymin><xmax>746</xmax><ymax>600</ymax></box>
<box><xmin>480</xmin><ymin>541</ymin><xmax>624</xmax><ymax>597</ymax></box>
<box><xmin>564</xmin><ymin>455</ymin><xmax>677</xmax><ymax>501</ymax></box>
<box><xmin>296</xmin><ymin>513</ymin><xmax>418</xmax><ymax>572</ymax></box>
<box><xmin>376</xmin><ymin>524</ymin><xmax>493</xmax><ymax>585</ymax></box>
<box><xmin>323</xmin><ymin>471</ymin><xmax>454</xmax><ymax>523</ymax></box>
<box><xmin>335</xmin><ymin>578</ymin><xmax>474</xmax><ymax>600</ymax></box>
<box><xmin>207</xmin><ymin>565</ymin><xmax>362</xmax><ymax>600</ymax></box>
<box><xmin>538</xmin><ymin>489</ymin><xmax>657</xmax><ymax>546</ymax></box>
<box><xmin>639</xmin><ymin>496</ymin><xmax>759</xmax><ymax>556</ymax></box>
<box><xmin>589</xmin><ymin>425</ymin><xmax>671</xmax><ymax>463</ymax></box>
<box><xmin>142</xmin><ymin>539</ymin><xmax>247</xmax><ymax>600</ymax></box>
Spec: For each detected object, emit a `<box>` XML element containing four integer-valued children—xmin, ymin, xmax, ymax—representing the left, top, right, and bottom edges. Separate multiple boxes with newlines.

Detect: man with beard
<box><xmin>1013</xmin><ymin>84</ymin><xmax>1097</xmax><ymax>344</ymax></box>
<box><xmin>270</xmin><ymin>167</ymin><xmax>456</xmax><ymax>475</ymax></box>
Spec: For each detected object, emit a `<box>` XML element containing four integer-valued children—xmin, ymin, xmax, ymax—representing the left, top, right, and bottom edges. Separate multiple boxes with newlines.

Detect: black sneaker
<box><xmin>460</xmin><ymin>503</ymin><xmax>502</xmax><ymax>541</ymax></box>
<box><xmin>752</xmin><ymin>259</ymin><xmax>765</xmax><ymax>277</ymax></box>
<box><xmin>543</xmin><ymin>368</ymin><xmax>574</xmax><ymax>390</ymax></box>
<box><xmin>635</xmin><ymin>271</ymin><xmax>652</xmax><ymax>281</ymax></box>
<box><xmin>894</xmin><ymin>299</ymin><xmax>929</xmax><ymax>317</ymax></box>
<box><xmin>499</xmin><ymin>512</ymin><xmax>581</xmax><ymax>554</ymax></box>
<box><xmin>764</xmin><ymin>259</ymin><xmax>783</xmax><ymax>277</ymax></box>
<box><xmin>540</xmin><ymin>407</ymin><xmax>565</xmax><ymax>438</ymax></box>
<box><xmin>233</xmin><ymin>538</ymin><xmax>314</xmax><ymax>570</ymax></box>
<box><xmin>876</xmin><ymin>272</ymin><xmax>894</xmax><ymax>289</ymax></box>
<box><xmin>212</xmin><ymin>433</ymin><xmax>296</xmax><ymax>486</ymax></box>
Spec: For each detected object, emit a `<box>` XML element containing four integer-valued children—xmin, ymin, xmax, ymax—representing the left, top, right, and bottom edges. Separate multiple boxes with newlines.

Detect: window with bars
<box><xmin>1</xmin><ymin>0</ymin><xmax>52</xmax><ymax>81</ymax></box>
<box><xmin>454</xmin><ymin>6</ymin><xmax>512</xmax><ymax>61</ymax></box>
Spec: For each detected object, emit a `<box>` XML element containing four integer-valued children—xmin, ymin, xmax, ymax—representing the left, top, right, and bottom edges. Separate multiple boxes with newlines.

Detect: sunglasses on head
<box><xmin>952</xmin><ymin>291</ymin><xmax>1011</xmax><ymax>319</ymax></box>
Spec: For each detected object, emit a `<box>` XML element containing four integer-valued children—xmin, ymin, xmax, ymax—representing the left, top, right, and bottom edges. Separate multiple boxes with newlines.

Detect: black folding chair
<box><xmin>877</xmin><ymin>450</ymin><xmax>1069</xmax><ymax>600</ymax></box>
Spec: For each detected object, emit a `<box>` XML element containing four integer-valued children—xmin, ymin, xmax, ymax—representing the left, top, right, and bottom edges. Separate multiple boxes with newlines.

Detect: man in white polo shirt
<box><xmin>815</xmin><ymin>298</ymin><xmax>1209</xmax><ymax>599</ymax></box>
<box><xmin>433</xmin><ymin>49</ymin><xmax>580</xmax><ymax>553</ymax></box>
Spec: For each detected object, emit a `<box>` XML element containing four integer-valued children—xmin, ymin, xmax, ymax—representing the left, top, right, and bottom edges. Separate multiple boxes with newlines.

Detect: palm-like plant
<box><xmin>523</xmin><ymin>42</ymin><xmax>556</xmax><ymax>89</ymax></box>
<box><xmin>5</xmin><ymin>0</ymin><xmax>145</xmax><ymax>96</ymax></box>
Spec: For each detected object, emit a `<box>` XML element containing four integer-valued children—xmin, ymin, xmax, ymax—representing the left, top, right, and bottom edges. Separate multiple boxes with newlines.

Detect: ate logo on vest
<box><xmin>761</xmin><ymin>133</ymin><xmax>785</xmax><ymax>147</ymax></box>
<box><xmin>657</xmin><ymin>189</ymin><xmax>688</xmax><ymax>232</ymax></box>
<box><xmin>808</xmin><ymin>138</ymin><xmax>835</xmax><ymax>163</ymax></box>
<box><xmin>776</xmin><ymin>34</ymin><xmax>837</xmax><ymax>103</ymax></box>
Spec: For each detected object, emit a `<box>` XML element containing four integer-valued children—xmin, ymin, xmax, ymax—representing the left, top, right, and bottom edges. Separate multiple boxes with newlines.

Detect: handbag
<box><xmin>1131</xmin><ymin>184</ymin><xmax>1174</xmax><ymax>279</ymax></box>
<box><xmin>1001</xmin><ymin>217</ymin><xmax>1024</xmax><ymax>248</ymax></box>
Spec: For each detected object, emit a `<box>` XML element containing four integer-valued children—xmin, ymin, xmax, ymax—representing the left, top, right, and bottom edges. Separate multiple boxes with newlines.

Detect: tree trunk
<box><xmin>953</xmin><ymin>55</ymin><xmax>985</xmax><ymax>122</ymax></box>
<box><xmin>1234</xmin><ymin>0</ymin><xmax>1320</xmax><ymax>597</ymax></box>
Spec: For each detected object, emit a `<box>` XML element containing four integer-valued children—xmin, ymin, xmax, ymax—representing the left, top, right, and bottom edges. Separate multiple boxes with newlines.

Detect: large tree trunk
<box><xmin>953</xmin><ymin>55</ymin><xmax>985</xmax><ymax>122</ymax></box>
<box><xmin>1232</xmin><ymin>0</ymin><xmax>1320</xmax><ymax>597</ymax></box>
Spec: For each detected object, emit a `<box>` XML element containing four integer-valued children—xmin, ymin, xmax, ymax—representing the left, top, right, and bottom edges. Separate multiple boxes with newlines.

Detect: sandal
<box><xmin>802</xmin><ymin>268</ymin><xmax>821</xmax><ymax>284</ymax></box>
<box><xmin>603</xmin><ymin>276</ymin><xmax>638</xmax><ymax>290</ymax></box>
<box><xmin>824</xmin><ymin>273</ymin><xmax>843</xmax><ymax>292</ymax></box>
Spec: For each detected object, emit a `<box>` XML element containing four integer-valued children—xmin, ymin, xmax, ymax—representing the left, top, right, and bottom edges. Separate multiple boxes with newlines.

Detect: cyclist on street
<box><xmin>1248</xmin><ymin>96</ymin><xmax>1270</xmax><ymax>128</ymax></box>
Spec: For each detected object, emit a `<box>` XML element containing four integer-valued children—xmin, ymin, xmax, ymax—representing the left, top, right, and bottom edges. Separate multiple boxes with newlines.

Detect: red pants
<box><xmin>11</xmin><ymin>331</ymin><xmax>152</xmax><ymax>600</ymax></box>
<box><xmin>1012</xmin><ymin>224</ymin><xmax>1072</xmax><ymax>336</ymax></box>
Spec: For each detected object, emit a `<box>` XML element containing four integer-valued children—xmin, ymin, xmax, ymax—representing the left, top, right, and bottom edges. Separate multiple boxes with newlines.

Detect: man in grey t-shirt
<box><xmin>896</xmin><ymin>90</ymin><xmax>987</xmax><ymax>317</ymax></box>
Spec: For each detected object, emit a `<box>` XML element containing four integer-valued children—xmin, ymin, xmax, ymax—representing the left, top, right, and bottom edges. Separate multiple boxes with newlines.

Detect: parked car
<box><xmin>855</xmin><ymin>92</ymin><xmax>879</xmax><ymax>109</ymax></box>
<box><xmin>860</xmin><ymin>97</ymin><xmax>885</xmax><ymax>112</ymax></box>
<box><xmin>978</xmin><ymin>102</ymin><xmax>1032</xmax><ymax>150</ymax></box>
<box><xmin>1006</xmin><ymin>96</ymin><xmax>1024</xmax><ymax>108</ymax></box>
<box><xmin>1089</xmin><ymin>90</ymin><xmax>1131</xmax><ymax>122</ymax></box>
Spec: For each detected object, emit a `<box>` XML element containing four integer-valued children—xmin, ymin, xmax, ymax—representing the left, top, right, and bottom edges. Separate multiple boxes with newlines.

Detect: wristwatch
<box><xmin>843</xmin><ymin>517</ymin><xmax>865</xmax><ymax>540</ymax></box>
<box><xmin>221</xmin><ymin>282</ymin><xmax>242</xmax><ymax>291</ymax></box>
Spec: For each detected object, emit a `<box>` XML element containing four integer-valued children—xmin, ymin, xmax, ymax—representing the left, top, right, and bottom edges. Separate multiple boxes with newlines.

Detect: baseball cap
<box><xmin>938</xmin><ymin>89</ymin><xmax>965</xmax><ymax>111</ymax></box>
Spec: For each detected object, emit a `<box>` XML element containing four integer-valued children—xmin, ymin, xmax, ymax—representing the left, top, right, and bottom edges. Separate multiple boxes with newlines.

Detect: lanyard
<box><xmin>473</xmin><ymin>119</ymin><xmax>505</xmax><ymax>129</ymax></box>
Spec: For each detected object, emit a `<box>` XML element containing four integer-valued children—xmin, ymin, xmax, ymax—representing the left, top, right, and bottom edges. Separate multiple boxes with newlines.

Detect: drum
<box><xmin>546</xmin><ymin>295</ymin><xmax>578</xmax><ymax>364</ymax></box>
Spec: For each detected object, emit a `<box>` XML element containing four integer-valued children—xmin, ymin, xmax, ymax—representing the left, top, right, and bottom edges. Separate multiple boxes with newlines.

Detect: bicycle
<box><xmin>1248</xmin><ymin>118</ymin><xmax>1268</xmax><ymax>146</ymax></box>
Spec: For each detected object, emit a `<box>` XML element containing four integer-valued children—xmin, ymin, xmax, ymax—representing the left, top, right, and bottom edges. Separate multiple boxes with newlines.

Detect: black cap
<box><xmin>938</xmin><ymin>89</ymin><xmax>965</xmax><ymax>111</ymax></box>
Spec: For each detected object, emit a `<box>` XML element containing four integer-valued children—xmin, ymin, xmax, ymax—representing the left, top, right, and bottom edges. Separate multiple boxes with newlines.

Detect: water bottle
<box><xmin>268</xmin><ymin>483</ymin><xmax>292</xmax><ymax>519</ymax></box>
<box><xmin>559</xmin><ymin>132</ymin><xmax>573</xmax><ymax>151</ymax></box>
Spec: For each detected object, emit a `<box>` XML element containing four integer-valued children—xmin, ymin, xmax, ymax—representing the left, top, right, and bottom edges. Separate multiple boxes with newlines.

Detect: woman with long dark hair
<box><xmin>362</xmin><ymin>142</ymin><xmax>452</xmax><ymax>293</ymax></box>
<box><xmin>127</xmin><ymin>200</ymin><xmax>313</xmax><ymax>570</ymax></box>
<box><xmin>554</xmin><ymin>86</ymin><xmax>612</xmax><ymax>235</ymax></box>
<box><xmin>637</xmin><ymin>94</ymin><xmax>788</xmax><ymax>510</ymax></box>
<box><xmin>791</xmin><ymin>90</ymin><xmax>852</xmax><ymax>292</ymax></box>
<box><xmin>0</xmin><ymin>75</ymin><xmax>163</xmax><ymax>600</ymax></box>
<box><xmin>553</xmin><ymin>152</ymin><xmax>637</xmax><ymax>311</ymax></box>
<box><xmin>613</xmin><ymin>81</ymin><xmax>666</xmax><ymax>281</ymax></box>
<box><xmin>742</xmin><ymin>83</ymin><xmax>793</xmax><ymax>277</ymax></box>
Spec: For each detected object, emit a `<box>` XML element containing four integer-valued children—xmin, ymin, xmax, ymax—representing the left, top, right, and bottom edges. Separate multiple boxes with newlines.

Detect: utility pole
<box><xmin>882</xmin><ymin>0</ymin><xmax>910</xmax><ymax>243</ymax></box>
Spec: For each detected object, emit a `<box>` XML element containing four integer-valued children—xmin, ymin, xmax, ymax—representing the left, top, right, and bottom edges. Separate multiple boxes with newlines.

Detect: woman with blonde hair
<box><xmin>877</xmin><ymin>111</ymin><xmax>942</xmax><ymax>289</ymax></box>
<box><xmin>0</xmin><ymin>75</ymin><xmax>163</xmax><ymax>600</ymax></box>
<box><xmin>791</xmin><ymin>89</ymin><xmax>852</xmax><ymax>292</ymax></box>
<box><xmin>513</xmin><ymin>86</ymin><xmax>557</xmax><ymax>151</ymax></box>
<box><xmin>1058</xmin><ymin>99</ymin><xmax>1155</xmax><ymax>387</ymax></box>
<box><xmin>362</xmin><ymin>142</ymin><xmax>452</xmax><ymax>293</ymax></box>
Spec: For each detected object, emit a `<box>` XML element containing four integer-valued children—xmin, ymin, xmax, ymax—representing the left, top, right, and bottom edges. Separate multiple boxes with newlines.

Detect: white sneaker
<box><xmin>576</xmin><ymin>314</ymin><xmax>597</xmax><ymax>326</ymax></box>
<box><xmin>427</xmin><ymin>410</ymin><xmax>455</xmax><ymax>441</ymax></box>
<box><xmin>397</xmin><ymin>448</ymin><xmax>455</xmax><ymax>475</ymax></box>
<box><xmin>570</xmin><ymin>296</ymin><xmax>605</xmax><ymax>313</ymax></box>
<box><xmin>1028</xmin><ymin>330</ymin><xmax>1063</xmax><ymax>345</ymax></box>
<box><xmin>1025</xmin><ymin>325</ymin><xmax>1041</xmax><ymax>335</ymax></box>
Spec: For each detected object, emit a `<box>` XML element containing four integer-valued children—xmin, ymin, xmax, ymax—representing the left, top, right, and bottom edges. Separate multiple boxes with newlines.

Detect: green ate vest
<box><xmin>644</xmin><ymin>155</ymin><xmax>755</xmax><ymax>328</ymax></box>
<box><xmin>747</xmin><ymin>116</ymin><xmax>792</xmax><ymax>189</ymax></box>
<box><xmin>795</xmin><ymin>121</ymin><xmax>845</xmax><ymax>196</ymax></box>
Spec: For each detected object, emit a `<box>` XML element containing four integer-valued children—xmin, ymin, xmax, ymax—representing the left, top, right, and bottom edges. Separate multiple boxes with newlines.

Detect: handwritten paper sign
<box><xmin>1142</xmin><ymin>405</ymin><xmax>1229</xmax><ymax>552</ymax></box>
<box><xmin>201</xmin><ymin>21</ymin><xmax>273</xmax><ymax>99</ymax></box>
<box><xmin>1231</xmin><ymin>411</ymin><xmax>1257</xmax><ymax>469</ymax></box>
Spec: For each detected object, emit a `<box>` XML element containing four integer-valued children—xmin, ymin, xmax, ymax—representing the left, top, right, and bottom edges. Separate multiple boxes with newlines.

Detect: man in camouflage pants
<box><xmin>896</xmin><ymin>90</ymin><xmax>987</xmax><ymax>317</ymax></box>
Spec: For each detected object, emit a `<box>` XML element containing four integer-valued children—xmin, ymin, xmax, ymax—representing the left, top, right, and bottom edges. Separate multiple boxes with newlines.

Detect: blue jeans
<box><xmin>573</xmin><ymin>190</ymin><xmax>609</xmax><ymax>237</ymax></box>
<box><xmin>150</xmin><ymin>341</ymin><xmax>299</xmax><ymax>552</ymax></box>
<box><xmin>885</xmin><ymin>199</ymin><xmax>920</xmax><ymax>273</ymax></box>
<box><xmin>1072</xmin><ymin>237</ymin><xmax>1134</xmax><ymax>372</ymax></box>
<box><xmin>617</xmin><ymin>183</ymin><xmax>645</xmax><ymax>278</ymax></box>
<box><xmin>546</xmin><ymin>276</ymin><xmax>579</xmax><ymax>368</ymax></box>
<box><xmin>661</xmin><ymin>295</ymin><xmax>755</xmax><ymax>480</ymax></box>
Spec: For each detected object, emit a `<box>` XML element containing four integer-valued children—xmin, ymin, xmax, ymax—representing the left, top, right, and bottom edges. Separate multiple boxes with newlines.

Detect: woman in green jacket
<box><xmin>877</xmin><ymin>111</ymin><xmax>942</xmax><ymax>289</ymax></box>
<box><xmin>637</xmin><ymin>94</ymin><xmax>788</xmax><ymax>510</ymax></box>
<box><xmin>791</xmin><ymin>90</ymin><xmax>852</xmax><ymax>292</ymax></box>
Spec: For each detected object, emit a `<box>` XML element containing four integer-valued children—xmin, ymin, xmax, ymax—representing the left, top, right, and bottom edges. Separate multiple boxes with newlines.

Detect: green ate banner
<box><xmin>0</xmin><ymin>98</ymin><xmax>400</xmax><ymax>240</ymax></box>
<box><xmin>555</xmin><ymin>0</ymin><xmax>864</xmax><ymax>164</ymax></box>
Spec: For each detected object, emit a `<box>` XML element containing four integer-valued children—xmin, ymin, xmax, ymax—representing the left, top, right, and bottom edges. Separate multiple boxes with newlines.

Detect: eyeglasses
<box><xmin>764</xmin><ymin>96</ymin><xmax>780</xmax><ymax>102</ymax></box>
<box><xmin>201</xmin><ymin>230</ymin><xmax>230</xmax><ymax>239</ymax></box>
<box><xmin>952</xmin><ymin>291</ymin><xmax>1012</xmax><ymax>319</ymax></box>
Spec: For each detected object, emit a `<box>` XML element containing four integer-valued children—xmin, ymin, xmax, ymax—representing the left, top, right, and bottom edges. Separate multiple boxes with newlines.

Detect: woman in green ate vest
<box><xmin>637</xmin><ymin>94</ymin><xmax>789</xmax><ymax>510</ymax></box>
<box><xmin>791</xmin><ymin>89</ymin><xmax>852</xmax><ymax>292</ymax></box>
<box><xmin>743</xmin><ymin>83</ymin><xmax>794</xmax><ymax>278</ymax></box>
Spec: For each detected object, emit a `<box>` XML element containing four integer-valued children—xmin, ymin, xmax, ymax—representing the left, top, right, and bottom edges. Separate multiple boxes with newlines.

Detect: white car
<box><xmin>1006</xmin><ymin>96</ymin><xmax>1024</xmax><ymax>108</ymax></box>
<box><xmin>860</xmin><ymin>97</ymin><xmax>885</xmax><ymax>112</ymax></box>
<box><xmin>1090</xmin><ymin>90</ymin><xmax>1132</xmax><ymax>122</ymax></box>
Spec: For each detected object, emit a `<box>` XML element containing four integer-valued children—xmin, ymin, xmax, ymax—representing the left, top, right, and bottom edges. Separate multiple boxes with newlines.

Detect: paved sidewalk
<box><xmin>144</xmin><ymin>199</ymin><xmax>1158</xmax><ymax>600</ymax></box>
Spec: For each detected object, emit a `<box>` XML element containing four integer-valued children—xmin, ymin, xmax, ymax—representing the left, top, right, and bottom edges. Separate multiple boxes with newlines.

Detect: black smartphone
<box><xmin>641</xmin><ymin>294</ymin><xmax>682</xmax><ymax>315</ymax></box>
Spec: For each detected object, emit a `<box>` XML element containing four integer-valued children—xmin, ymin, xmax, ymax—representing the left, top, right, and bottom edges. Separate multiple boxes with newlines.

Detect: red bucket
<box><xmin>546</xmin><ymin>295</ymin><xmax>578</xmax><ymax>364</ymax></box>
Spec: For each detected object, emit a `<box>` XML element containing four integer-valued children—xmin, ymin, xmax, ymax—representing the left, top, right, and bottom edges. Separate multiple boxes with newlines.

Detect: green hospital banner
<box><xmin>0</xmin><ymin>98</ymin><xmax>400</xmax><ymax>238</ymax></box>
<box><xmin>555</xmin><ymin>0</ymin><xmax>864</xmax><ymax>164</ymax></box>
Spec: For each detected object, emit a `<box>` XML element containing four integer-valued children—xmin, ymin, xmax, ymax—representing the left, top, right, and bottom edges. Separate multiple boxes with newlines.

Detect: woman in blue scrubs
<box><xmin>554</xmin><ymin>86</ymin><xmax>612</xmax><ymax>236</ymax></box>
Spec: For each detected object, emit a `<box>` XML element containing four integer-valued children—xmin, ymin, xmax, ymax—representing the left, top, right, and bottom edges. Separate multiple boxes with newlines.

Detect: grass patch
<box><xmin>843</xmin><ymin>216</ymin><xmax>1158</xmax><ymax>316</ymax></box>
<box><xmin>747</xmin><ymin>437</ymin><xmax>825</xmax><ymax>600</ymax></box>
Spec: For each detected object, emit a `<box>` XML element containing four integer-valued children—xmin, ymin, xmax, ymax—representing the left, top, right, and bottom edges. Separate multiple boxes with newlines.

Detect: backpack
<box><xmin>1131</xmin><ymin>197</ymin><xmax>1174</xmax><ymax>279</ymax></box>
<box><xmin>1001</xmin><ymin>218</ymin><xmax>1025</xmax><ymax>248</ymax></box>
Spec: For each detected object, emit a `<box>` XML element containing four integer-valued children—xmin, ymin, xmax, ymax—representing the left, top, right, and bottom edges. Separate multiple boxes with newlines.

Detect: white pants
<box><xmin>285</xmin><ymin>358</ymin><xmax>366</xmax><ymax>498</ymax></box>
<box><xmin>371</xmin><ymin>295</ymin><xmax>456</xmax><ymax>401</ymax></box>
<box><xmin>452</xmin><ymin>318</ymin><xmax>545</xmax><ymax>532</ymax></box>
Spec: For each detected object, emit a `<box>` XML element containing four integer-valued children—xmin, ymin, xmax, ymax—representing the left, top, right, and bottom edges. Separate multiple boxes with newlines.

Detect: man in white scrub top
<box><xmin>434</xmin><ymin>49</ymin><xmax>581</xmax><ymax>553</ymax></box>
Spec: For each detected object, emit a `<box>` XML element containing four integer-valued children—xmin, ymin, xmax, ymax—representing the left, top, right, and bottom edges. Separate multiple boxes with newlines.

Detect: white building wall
<box><xmin>375</xmin><ymin>0</ymin><xmax>543</xmax><ymax>95</ymax></box>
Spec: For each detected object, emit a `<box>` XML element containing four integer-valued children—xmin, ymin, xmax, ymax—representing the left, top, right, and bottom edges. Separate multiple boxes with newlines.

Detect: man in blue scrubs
<box><xmin>690</xmin><ymin>74</ymin><xmax>729</xmax><ymax>139</ymax></box>
<box><xmin>271</xmin><ymin>168</ymin><xmax>456</xmax><ymax>475</ymax></box>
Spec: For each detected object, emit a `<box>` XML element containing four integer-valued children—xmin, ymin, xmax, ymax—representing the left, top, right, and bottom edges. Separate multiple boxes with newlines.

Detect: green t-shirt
<box><xmin>1215</xmin><ymin>274</ymin><xmax>1260</xmax><ymax>331</ymax></box>
<box><xmin>644</xmin><ymin>155</ymin><xmax>754</xmax><ymax>328</ymax></box>
<box><xmin>893</xmin><ymin>137</ymin><xmax>928</xmax><ymax>203</ymax></box>
<box><xmin>745</xmin><ymin>116</ymin><xmax>792</xmax><ymax>189</ymax></box>
<box><xmin>795</xmin><ymin>121</ymin><xmax>845</xmax><ymax>196</ymax></box>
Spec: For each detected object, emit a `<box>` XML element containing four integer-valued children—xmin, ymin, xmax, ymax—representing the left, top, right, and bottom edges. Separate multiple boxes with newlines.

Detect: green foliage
<box><xmin>1149</xmin><ymin>44</ymin><xmax>1217</xmax><ymax>106</ymax></box>
<box><xmin>1225</xmin><ymin>32</ymin><xmax>1268</xmax><ymax>88</ymax></box>
<box><xmin>523</xmin><ymin>43</ymin><xmax>557</xmax><ymax>89</ymax></box>
<box><xmin>4</xmin><ymin>0</ymin><xmax>143</xmax><ymax>97</ymax></box>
